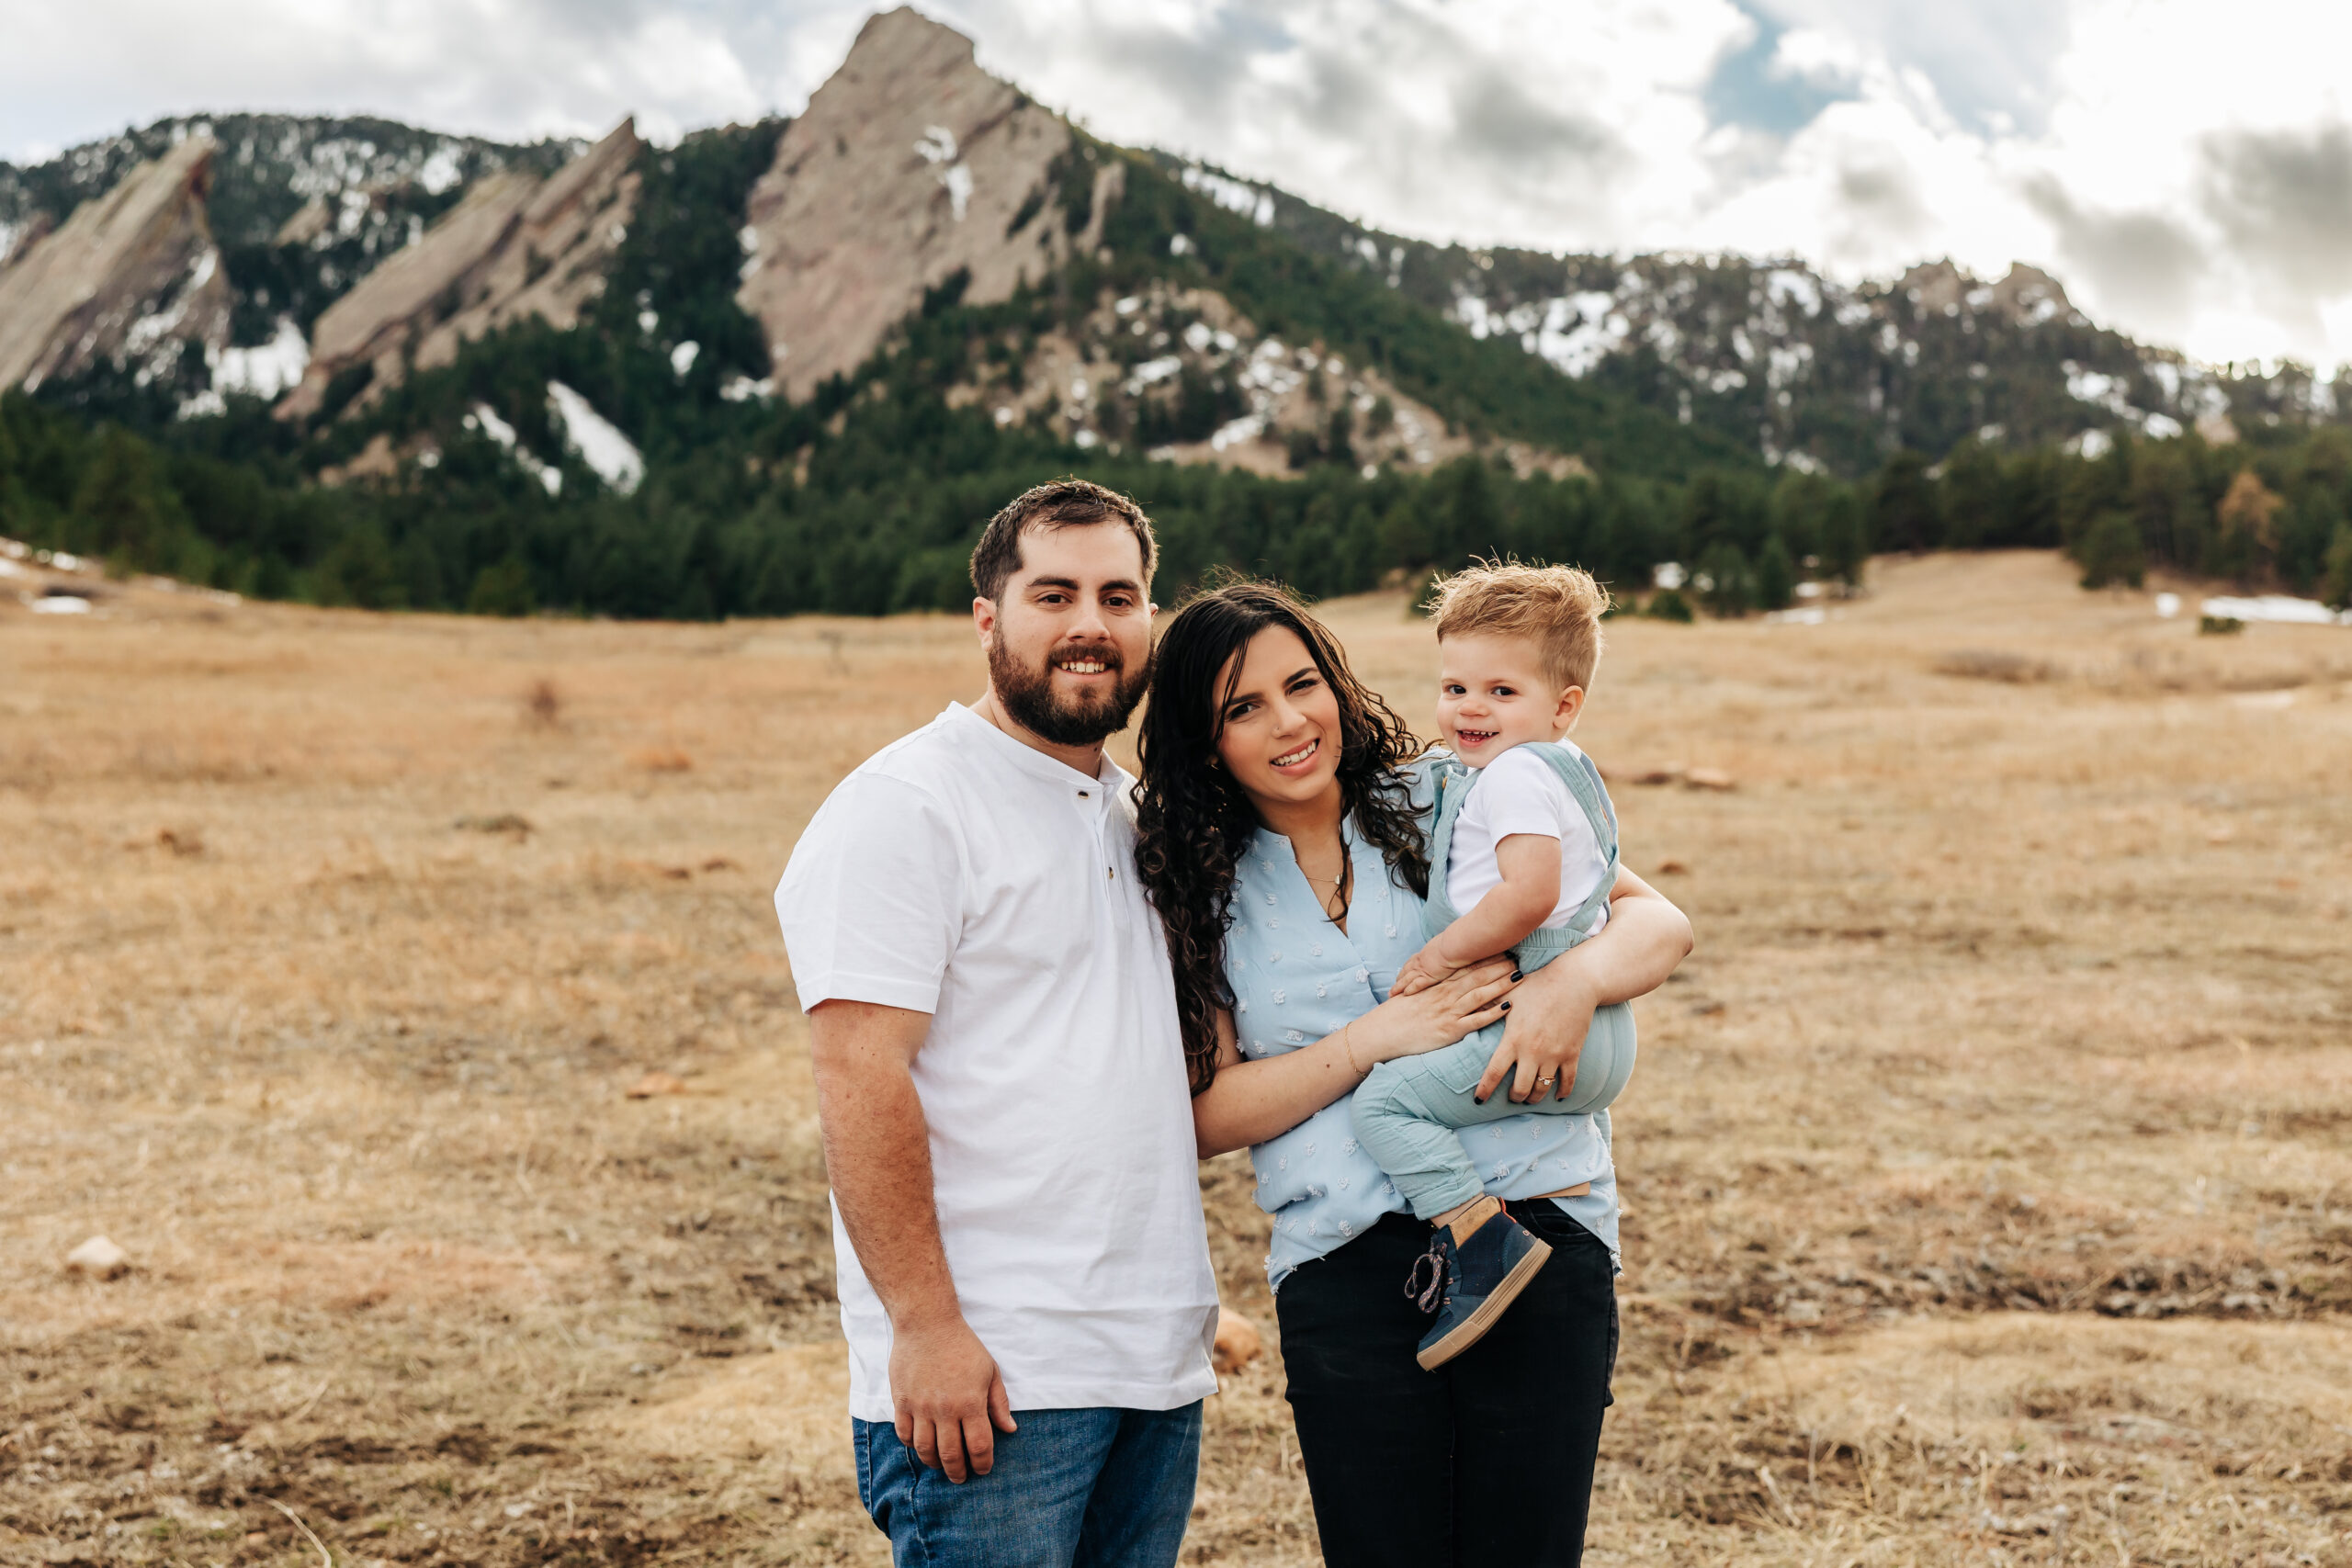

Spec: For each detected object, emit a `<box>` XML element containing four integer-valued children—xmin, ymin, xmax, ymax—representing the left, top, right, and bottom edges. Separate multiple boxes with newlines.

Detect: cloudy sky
<box><xmin>6</xmin><ymin>0</ymin><xmax>2349</xmax><ymax>370</ymax></box>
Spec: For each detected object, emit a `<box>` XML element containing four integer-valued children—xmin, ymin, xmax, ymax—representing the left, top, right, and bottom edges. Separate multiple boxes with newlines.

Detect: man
<box><xmin>775</xmin><ymin>480</ymin><xmax>1217</xmax><ymax>1568</ymax></box>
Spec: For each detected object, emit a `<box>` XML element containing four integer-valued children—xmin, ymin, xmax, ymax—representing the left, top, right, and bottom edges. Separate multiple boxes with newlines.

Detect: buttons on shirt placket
<box><xmin>1076</xmin><ymin>784</ymin><xmax>1117</xmax><ymax>884</ymax></box>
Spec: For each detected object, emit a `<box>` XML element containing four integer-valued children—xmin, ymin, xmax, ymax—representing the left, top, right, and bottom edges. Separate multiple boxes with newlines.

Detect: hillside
<box><xmin>1138</xmin><ymin>149</ymin><xmax>2352</xmax><ymax>472</ymax></box>
<box><xmin>1</xmin><ymin>7</ymin><xmax>2348</xmax><ymax>621</ymax></box>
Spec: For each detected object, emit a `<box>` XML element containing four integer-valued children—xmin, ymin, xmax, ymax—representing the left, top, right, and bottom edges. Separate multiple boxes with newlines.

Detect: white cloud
<box><xmin>4</xmin><ymin>0</ymin><xmax>2350</xmax><ymax>367</ymax></box>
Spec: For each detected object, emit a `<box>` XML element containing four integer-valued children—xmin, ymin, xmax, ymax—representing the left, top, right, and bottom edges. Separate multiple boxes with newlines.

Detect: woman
<box><xmin>1133</xmin><ymin>581</ymin><xmax>1691</xmax><ymax>1567</ymax></box>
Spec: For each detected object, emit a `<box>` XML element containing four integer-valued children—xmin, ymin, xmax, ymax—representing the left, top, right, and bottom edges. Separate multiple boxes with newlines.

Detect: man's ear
<box><xmin>972</xmin><ymin>595</ymin><xmax>997</xmax><ymax>647</ymax></box>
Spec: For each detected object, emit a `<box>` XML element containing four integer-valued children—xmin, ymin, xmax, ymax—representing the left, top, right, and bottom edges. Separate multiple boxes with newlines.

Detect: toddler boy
<box><xmin>1352</xmin><ymin>560</ymin><xmax>1639</xmax><ymax>1370</ymax></box>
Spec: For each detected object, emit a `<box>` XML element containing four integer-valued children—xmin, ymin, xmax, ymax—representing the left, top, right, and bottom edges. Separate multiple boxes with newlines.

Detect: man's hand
<box><xmin>808</xmin><ymin>1000</ymin><xmax>1015</xmax><ymax>1482</ymax></box>
<box><xmin>890</xmin><ymin>1314</ymin><xmax>1018</xmax><ymax>1482</ymax></box>
<box><xmin>1391</xmin><ymin>938</ymin><xmax>1461</xmax><ymax>998</ymax></box>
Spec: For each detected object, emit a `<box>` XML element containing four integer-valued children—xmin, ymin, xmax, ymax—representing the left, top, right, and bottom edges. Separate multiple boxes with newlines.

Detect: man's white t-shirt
<box><xmin>1445</xmin><ymin>741</ymin><xmax>1611</xmax><ymax>932</ymax></box>
<box><xmin>775</xmin><ymin>704</ymin><xmax>1217</xmax><ymax>1422</ymax></box>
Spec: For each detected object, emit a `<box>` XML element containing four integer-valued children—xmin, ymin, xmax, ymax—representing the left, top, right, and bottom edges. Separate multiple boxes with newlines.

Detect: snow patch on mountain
<box><xmin>1125</xmin><ymin>355</ymin><xmax>1182</xmax><ymax>393</ymax></box>
<box><xmin>466</xmin><ymin>402</ymin><xmax>562</xmax><ymax>495</ymax></box>
<box><xmin>123</xmin><ymin>248</ymin><xmax>220</xmax><ymax>370</ymax></box>
<box><xmin>1182</xmin><ymin>165</ymin><xmax>1273</xmax><ymax>226</ymax></box>
<box><xmin>547</xmin><ymin>381</ymin><xmax>644</xmax><ymax>494</ymax></box>
<box><xmin>914</xmin><ymin>125</ymin><xmax>974</xmax><ymax>221</ymax></box>
<box><xmin>213</xmin><ymin>316</ymin><xmax>311</xmax><ymax>399</ymax></box>
<box><xmin>417</xmin><ymin>143</ymin><xmax>464</xmax><ymax>196</ymax></box>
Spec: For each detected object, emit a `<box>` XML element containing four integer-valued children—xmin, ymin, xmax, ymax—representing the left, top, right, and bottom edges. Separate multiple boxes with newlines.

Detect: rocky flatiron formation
<box><xmin>277</xmin><ymin>120</ymin><xmax>642</xmax><ymax>421</ymax></box>
<box><xmin>5</xmin><ymin>9</ymin><xmax>2336</xmax><ymax>475</ymax></box>
<box><xmin>0</xmin><ymin>137</ymin><xmax>230</xmax><ymax>391</ymax></box>
<box><xmin>736</xmin><ymin>7</ymin><xmax>1120</xmax><ymax>400</ymax></box>
<box><xmin>1895</xmin><ymin>258</ymin><xmax>2071</xmax><ymax>324</ymax></box>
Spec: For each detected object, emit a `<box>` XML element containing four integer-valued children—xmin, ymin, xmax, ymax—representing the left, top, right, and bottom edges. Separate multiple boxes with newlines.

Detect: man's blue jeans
<box><xmin>853</xmin><ymin>1403</ymin><xmax>1203</xmax><ymax>1567</ymax></box>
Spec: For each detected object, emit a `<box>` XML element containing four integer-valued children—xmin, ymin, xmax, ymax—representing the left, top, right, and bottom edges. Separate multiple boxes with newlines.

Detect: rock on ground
<box><xmin>64</xmin><ymin>1235</ymin><xmax>130</xmax><ymax>1279</ymax></box>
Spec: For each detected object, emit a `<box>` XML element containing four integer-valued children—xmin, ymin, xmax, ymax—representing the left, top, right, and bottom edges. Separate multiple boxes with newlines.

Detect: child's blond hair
<box><xmin>1428</xmin><ymin>558</ymin><xmax>1610</xmax><ymax>691</ymax></box>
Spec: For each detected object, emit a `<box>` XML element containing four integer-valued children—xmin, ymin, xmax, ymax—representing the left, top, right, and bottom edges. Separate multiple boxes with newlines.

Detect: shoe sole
<box><xmin>1415</xmin><ymin>1236</ymin><xmax>1553</xmax><ymax>1371</ymax></box>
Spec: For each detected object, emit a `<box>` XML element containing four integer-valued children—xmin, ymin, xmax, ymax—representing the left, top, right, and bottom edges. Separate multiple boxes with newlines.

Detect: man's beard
<box><xmin>989</xmin><ymin>636</ymin><xmax>1150</xmax><ymax>748</ymax></box>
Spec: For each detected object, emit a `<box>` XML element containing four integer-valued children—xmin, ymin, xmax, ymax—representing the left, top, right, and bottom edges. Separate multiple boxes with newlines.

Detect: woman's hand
<box><xmin>1191</xmin><ymin>961</ymin><xmax>1513</xmax><ymax>1158</ymax></box>
<box><xmin>1475</xmin><ymin>964</ymin><xmax>1596</xmax><ymax>1102</ymax></box>
<box><xmin>1478</xmin><ymin>867</ymin><xmax>1693</xmax><ymax>1102</ymax></box>
<box><xmin>1351</xmin><ymin>956</ymin><xmax>1519</xmax><ymax>1066</ymax></box>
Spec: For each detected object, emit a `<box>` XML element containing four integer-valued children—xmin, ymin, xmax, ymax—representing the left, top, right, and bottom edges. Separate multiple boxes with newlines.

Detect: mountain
<box><xmin>2</xmin><ymin>7</ymin><xmax>2346</xmax><ymax>622</ymax></box>
<box><xmin>6</xmin><ymin>8</ymin><xmax>2344</xmax><ymax>482</ymax></box>
<box><xmin>1125</xmin><ymin>154</ymin><xmax>2349</xmax><ymax>472</ymax></box>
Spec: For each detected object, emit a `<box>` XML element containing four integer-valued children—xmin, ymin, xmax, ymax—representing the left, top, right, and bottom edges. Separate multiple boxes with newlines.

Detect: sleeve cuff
<box><xmin>793</xmin><ymin>971</ymin><xmax>942</xmax><ymax>1016</ymax></box>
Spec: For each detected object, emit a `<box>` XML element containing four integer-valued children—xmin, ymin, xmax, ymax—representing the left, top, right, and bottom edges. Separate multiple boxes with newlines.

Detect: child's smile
<box><xmin>1435</xmin><ymin>632</ymin><xmax>1584</xmax><ymax>763</ymax></box>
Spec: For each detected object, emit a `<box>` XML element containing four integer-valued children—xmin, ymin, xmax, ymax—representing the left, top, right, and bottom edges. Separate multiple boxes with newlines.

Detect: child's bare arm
<box><xmin>1393</xmin><ymin>834</ymin><xmax>1561</xmax><ymax>995</ymax></box>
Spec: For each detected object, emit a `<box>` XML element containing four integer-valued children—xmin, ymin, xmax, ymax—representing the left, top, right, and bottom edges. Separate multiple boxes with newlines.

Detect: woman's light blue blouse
<box><xmin>1227</xmin><ymin>755</ymin><xmax>1622</xmax><ymax>1291</ymax></box>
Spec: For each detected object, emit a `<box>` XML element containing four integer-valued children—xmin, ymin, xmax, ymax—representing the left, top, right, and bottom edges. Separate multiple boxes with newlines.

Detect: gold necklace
<box><xmin>1317</xmin><ymin>855</ymin><xmax>1352</xmax><ymax>922</ymax></box>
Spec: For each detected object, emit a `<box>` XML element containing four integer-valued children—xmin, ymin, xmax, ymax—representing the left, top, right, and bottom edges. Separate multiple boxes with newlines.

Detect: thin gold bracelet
<box><xmin>1340</xmin><ymin>1022</ymin><xmax>1363</xmax><ymax>1077</ymax></box>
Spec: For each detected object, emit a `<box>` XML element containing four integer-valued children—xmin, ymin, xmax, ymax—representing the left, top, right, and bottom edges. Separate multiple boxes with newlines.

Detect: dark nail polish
<box><xmin>1500</xmin><ymin>1000</ymin><xmax>1512</xmax><ymax>1010</ymax></box>
<box><xmin>1511</xmin><ymin>970</ymin><xmax>1524</xmax><ymax>981</ymax></box>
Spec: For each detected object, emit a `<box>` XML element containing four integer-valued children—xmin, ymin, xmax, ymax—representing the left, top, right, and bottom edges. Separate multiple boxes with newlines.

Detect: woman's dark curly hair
<box><xmin>1133</xmin><ymin>581</ymin><xmax>1430</xmax><ymax>1096</ymax></box>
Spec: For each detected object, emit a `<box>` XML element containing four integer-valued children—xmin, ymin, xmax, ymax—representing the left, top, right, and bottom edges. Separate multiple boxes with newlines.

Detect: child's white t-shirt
<box><xmin>1446</xmin><ymin>741</ymin><xmax>1610</xmax><ymax>932</ymax></box>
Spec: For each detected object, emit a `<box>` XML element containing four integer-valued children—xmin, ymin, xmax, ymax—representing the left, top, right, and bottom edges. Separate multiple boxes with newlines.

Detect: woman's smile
<box><xmin>1206</xmin><ymin>625</ymin><xmax>1349</xmax><ymax>810</ymax></box>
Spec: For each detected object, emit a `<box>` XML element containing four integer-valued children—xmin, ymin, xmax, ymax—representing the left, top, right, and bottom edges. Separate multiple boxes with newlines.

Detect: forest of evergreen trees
<box><xmin>9</xmin><ymin>378</ymin><xmax>2348</xmax><ymax>619</ymax></box>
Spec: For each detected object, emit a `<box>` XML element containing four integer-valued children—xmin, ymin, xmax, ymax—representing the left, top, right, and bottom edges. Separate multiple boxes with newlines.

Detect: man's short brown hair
<box><xmin>1428</xmin><ymin>558</ymin><xmax>1611</xmax><ymax>691</ymax></box>
<box><xmin>969</xmin><ymin>479</ymin><xmax>1159</xmax><ymax>603</ymax></box>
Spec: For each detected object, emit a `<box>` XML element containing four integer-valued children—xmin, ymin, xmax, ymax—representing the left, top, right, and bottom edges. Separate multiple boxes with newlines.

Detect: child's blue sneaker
<box><xmin>1405</xmin><ymin>1195</ymin><xmax>1552</xmax><ymax>1370</ymax></box>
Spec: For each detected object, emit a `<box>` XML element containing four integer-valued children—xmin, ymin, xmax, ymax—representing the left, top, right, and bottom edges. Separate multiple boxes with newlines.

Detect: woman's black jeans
<box><xmin>1276</xmin><ymin>1200</ymin><xmax>1618</xmax><ymax>1568</ymax></box>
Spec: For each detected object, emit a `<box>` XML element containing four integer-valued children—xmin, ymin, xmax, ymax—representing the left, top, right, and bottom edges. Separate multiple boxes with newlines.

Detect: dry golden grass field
<box><xmin>3</xmin><ymin>549</ymin><xmax>2349</xmax><ymax>1568</ymax></box>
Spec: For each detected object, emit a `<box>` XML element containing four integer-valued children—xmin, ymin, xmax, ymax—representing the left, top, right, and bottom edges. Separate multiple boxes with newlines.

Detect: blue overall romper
<box><xmin>1351</xmin><ymin>741</ymin><xmax>1641</xmax><ymax>1221</ymax></box>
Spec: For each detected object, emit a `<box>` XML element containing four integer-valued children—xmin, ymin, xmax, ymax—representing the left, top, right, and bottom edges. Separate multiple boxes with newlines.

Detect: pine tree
<box><xmin>1939</xmin><ymin>437</ymin><xmax>2005</xmax><ymax>548</ymax></box>
<box><xmin>2321</xmin><ymin>523</ymin><xmax>2352</xmax><ymax>612</ymax></box>
<box><xmin>467</xmin><ymin>556</ymin><xmax>537</xmax><ymax>616</ymax></box>
<box><xmin>0</xmin><ymin>409</ymin><xmax>24</xmax><ymax>537</ymax></box>
<box><xmin>1696</xmin><ymin>540</ymin><xmax>1755</xmax><ymax>615</ymax></box>
<box><xmin>1755</xmin><ymin>533</ymin><xmax>1796</xmax><ymax>610</ymax></box>
<box><xmin>1820</xmin><ymin>488</ymin><xmax>1868</xmax><ymax>587</ymax></box>
<box><xmin>2211</xmin><ymin>468</ymin><xmax>2281</xmax><ymax>583</ymax></box>
<box><xmin>68</xmin><ymin>424</ymin><xmax>183</xmax><ymax>570</ymax></box>
<box><xmin>2076</xmin><ymin>511</ymin><xmax>2145</xmax><ymax>589</ymax></box>
<box><xmin>1870</xmin><ymin>450</ymin><xmax>1940</xmax><ymax>553</ymax></box>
